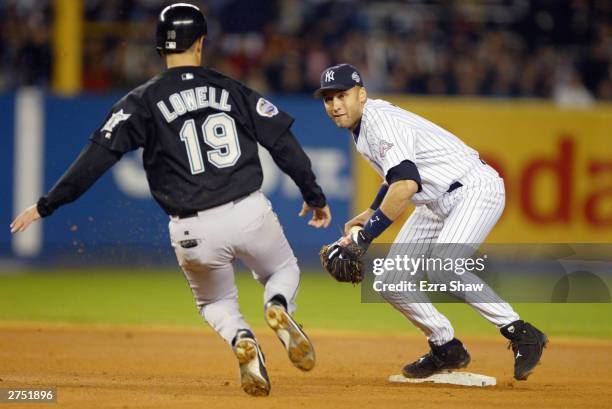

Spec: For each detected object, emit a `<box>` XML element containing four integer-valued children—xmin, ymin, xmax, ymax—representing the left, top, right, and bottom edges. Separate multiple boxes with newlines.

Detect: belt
<box><xmin>175</xmin><ymin>194</ymin><xmax>250</xmax><ymax>220</ymax></box>
<box><xmin>447</xmin><ymin>181</ymin><xmax>462</xmax><ymax>193</ymax></box>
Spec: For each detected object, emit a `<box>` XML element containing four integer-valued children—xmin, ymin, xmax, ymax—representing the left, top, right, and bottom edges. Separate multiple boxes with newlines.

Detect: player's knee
<box><xmin>379</xmin><ymin>288</ymin><xmax>402</xmax><ymax>304</ymax></box>
<box><xmin>272</xmin><ymin>255</ymin><xmax>300</xmax><ymax>278</ymax></box>
<box><xmin>377</xmin><ymin>273</ymin><xmax>404</xmax><ymax>304</ymax></box>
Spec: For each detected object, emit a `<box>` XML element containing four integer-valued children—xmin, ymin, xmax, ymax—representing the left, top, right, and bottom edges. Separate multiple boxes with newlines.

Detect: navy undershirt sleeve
<box><xmin>385</xmin><ymin>160</ymin><xmax>422</xmax><ymax>192</ymax></box>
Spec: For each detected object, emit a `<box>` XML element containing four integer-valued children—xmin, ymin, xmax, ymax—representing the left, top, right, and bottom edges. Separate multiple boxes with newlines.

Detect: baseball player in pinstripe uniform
<box><xmin>315</xmin><ymin>64</ymin><xmax>548</xmax><ymax>381</ymax></box>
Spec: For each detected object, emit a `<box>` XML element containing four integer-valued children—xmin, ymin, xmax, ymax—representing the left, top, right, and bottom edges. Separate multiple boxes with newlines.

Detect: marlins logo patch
<box><xmin>256</xmin><ymin>97</ymin><xmax>279</xmax><ymax>118</ymax></box>
<box><xmin>101</xmin><ymin>109</ymin><xmax>131</xmax><ymax>139</ymax></box>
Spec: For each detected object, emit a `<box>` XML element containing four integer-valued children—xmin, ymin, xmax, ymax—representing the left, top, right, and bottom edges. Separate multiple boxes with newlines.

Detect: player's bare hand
<box><xmin>344</xmin><ymin>208</ymin><xmax>374</xmax><ymax>234</ymax></box>
<box><xmin>339</xmin><ymin>234</ymin><xmax>352</xmax><ymax>247</ymax></box>
<box><xmin>10</xmin><ymin>204</ymin><xmax>41</xmax><ymax>233</ymax></box>
<box><xmin>339</xmin><ymin>225</ymin><xmax>362</xmax><ymax>247</ymax></box>
<box><xmin>299</xmin><ymin>202</ymin><xmax>331</xmax><ymax>228</ymax></box>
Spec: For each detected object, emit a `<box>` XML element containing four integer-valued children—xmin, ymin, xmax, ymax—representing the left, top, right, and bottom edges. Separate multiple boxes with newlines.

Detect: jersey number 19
<box><xmin>179</xmin><ymin>113</ymin><xmax>242</xmax><ymax>174</ymax></box>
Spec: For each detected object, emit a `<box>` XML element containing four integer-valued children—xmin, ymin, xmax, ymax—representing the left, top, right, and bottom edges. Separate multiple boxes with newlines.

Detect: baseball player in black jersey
<box><xmin>10</xmin><ymin>3</ymin><xmax>331</xmax><ymax>397</ymax></box>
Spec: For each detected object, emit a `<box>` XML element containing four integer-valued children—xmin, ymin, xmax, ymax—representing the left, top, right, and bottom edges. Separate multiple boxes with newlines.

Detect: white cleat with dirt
<box><xmin>265</xmin><ymin>300</ymin><xmax>315</xmax><ymax>371</ymax></box>
<box><xmin>233</xmin><ymin>330</ymin><xmax>271</xmax><ymax>397</ymax></box>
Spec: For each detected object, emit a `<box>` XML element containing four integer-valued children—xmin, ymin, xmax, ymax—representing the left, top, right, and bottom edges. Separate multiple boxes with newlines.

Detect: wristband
<box><xmin>369</xmin><ymin>184</ymin><xmax>389</xmax><ymax>210</ymax></box>
<box><xmin>362</xmin><ymin>208</ymin><xmax>393</xmax><ymax>239</ymax></box>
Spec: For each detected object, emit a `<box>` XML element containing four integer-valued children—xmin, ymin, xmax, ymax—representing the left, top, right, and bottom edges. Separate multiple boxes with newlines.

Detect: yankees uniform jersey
<box><xmin>354</xmin><ymin>98</ymin><xmax>487</xmax><ymax>205</ymax></box>
<box><xmin>356</xmin><ymin>98</ymin><xmax>520</xmax><ymax>346</ymax></box>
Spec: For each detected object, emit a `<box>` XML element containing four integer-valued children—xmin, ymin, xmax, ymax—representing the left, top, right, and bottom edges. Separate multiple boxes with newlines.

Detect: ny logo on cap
<box><xmin>324</xmin><ymin>70</ymin><xmax>335</xmax><ymax>83</ymax></box>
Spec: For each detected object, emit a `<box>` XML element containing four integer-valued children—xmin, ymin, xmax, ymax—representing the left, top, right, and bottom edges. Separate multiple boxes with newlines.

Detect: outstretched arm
<box><xmin>10</xmin><ymin>141</ymin><xmax>121</xmax><ymax>233</ymax></box>
<box><xmin>266</xmin><ymin>128</ymin><xmax>331</xmax><ymax>228</ymax></box>
<box><xmin>239</xmin><ymin>86</ymin><xmax>330</xmax><ymax>228</ymax></box>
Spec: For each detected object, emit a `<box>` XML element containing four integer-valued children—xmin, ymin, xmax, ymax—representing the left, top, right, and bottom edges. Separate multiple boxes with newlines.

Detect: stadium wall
<box><xmin>2</xmin><ymin>92</ymin><xmax>610</xmax><ymax>266</ymax></box>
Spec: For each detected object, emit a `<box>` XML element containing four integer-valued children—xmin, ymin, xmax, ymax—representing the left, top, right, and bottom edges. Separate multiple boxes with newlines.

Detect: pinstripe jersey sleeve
<box><xmin>366</xmin><ymin>106</ymin><xmax>416</xmax><ymax>178</ymax></box>
<box><xmin>356</xmin><ymin>98</ymin><xmax>489</xmax><ymax>204</ymax></box>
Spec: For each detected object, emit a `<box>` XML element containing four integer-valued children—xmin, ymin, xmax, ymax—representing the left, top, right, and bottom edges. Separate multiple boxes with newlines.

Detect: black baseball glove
<box><xmin>319</xmin><ymin>228</ymin><xmax>373</xmax><ymax>284</ymax></box>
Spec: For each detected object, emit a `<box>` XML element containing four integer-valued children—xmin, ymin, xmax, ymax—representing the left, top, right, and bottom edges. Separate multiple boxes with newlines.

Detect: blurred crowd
<box><xmin>1</xmin><ymin>0</ymin><xmax>611</xmax><ymax>104</ymax></box>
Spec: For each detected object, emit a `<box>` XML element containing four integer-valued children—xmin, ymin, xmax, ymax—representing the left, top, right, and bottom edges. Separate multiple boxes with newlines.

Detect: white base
<box><xmin>389</xmin><ymin>371</ymin><xmax>496</xmax><ymax>387</ymax></box>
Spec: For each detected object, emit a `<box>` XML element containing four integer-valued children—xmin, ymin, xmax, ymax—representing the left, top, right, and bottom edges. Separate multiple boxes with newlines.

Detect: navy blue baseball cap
<box><xmin>314</xmin><ymin>64</ymin><xmax>363</xmax><ymax>97</ymax></box>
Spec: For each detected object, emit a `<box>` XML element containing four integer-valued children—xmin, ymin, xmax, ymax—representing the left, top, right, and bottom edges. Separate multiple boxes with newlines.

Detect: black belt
<box><xmin>447</xmin><ymin>181</ymin><xmax>462</xmax><ymax>193</ymax></box>
<box><xmin>175</xmin><ymin>194</ymin><xmax>250</xmax><ymax>220</ymax></box>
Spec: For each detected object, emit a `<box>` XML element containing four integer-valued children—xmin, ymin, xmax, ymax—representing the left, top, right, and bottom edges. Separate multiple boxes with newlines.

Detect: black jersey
<box><xmin>86</xmin><ymin>66</ymin><xmax>321</xmax><ymax>216</ymax></box>
<box><xmin>36</xmin><ymin>66</ymin><xmax>325</xmax><ymax>218</ymax></box>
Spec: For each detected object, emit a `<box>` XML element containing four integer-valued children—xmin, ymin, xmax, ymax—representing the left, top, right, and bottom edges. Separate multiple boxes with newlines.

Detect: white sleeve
<box><xmin>370</xmin><ymin>109</ymin><xmax>416</xmax><ymax>176</ymax></box>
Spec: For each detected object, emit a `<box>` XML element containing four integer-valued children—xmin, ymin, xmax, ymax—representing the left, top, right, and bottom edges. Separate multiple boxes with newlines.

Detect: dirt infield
<box><xmin>1</xmin><ymin>323</ymin><xmax>610</xmax><ymax>409</ymax></box>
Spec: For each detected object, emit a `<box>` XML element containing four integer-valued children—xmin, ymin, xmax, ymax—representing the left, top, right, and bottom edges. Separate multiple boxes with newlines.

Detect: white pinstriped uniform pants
<box><xmin>380</xmin><ymin>165</ymin><xmax>520</xmax><ymax>345</ymax></box>
<box><xmin>168</xmin><ymin>191</ymin><xmax>301</xmax><ymax>345</ymax></box>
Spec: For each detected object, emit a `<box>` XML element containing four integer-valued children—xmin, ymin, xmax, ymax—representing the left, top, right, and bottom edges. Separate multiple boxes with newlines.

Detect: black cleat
<box><xmin>402</xmin><ymin>338</ymin><xmax>471</xmax><ymax>378</ymax></box>
<box><xmin>232</xmin><ymin>329</ymin><xmax>271</xmax><ymax>396</ymax></box>
<box><xmin>501</xmin><ymin>320</ymin><xmax>548</xmax><ymax>381</ymax></box>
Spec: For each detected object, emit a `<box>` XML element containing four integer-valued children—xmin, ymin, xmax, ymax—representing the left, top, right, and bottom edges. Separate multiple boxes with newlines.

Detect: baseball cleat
<box><xmin>232</xmin><ymin>329</ymin><xmax>271</xmax><ymax>397</ymax></box>
<box><xmin>501</xmin><ymin>320</ymin><xmax>548</xmax><ymax>381</ymax></box>
<box><xmin>264</xmin><ymin>296</ymin><xmax>315</xmax><ymax>371</ymax></box>
<box><xmin>402</xmin><ymin>338</ymin><xmax>471</xmax><ymax>379</ymax></box>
